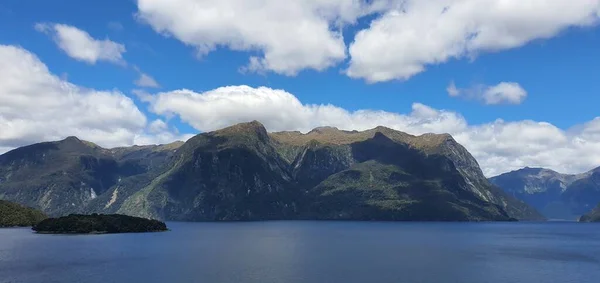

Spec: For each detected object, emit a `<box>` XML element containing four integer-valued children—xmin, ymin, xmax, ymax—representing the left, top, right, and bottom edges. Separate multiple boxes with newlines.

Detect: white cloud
<box><xmin>148</xmin><ymin>119</ymin><xmax>168</xmax><ymax>133</ymax></box>
<box><xmin>448</xmin><ymin>82</ymin><xmax>527</xmax><ymax>105</ymax></box>
<box><xmin>35</xmin><ymin>23</ymin><xmax>126</xmax><ymax>65</ymax></box>
<box><xmin>134</xmin><ymin>119</ymin><xmax>194</xmax><ymax>145</ymax></box>
<box><xmin>482</xmin><ymin>82</ymin><xmax>527</xmax><ymax>105</ymax></box>
<box><xmin>131</xmin><ymin>89</ymin><xmax>155</xmax><ymax>103</ymax></box>
<box><xmin>135</xmin><ymin>0</ymin><xmax>394</xmax><ymax>75</ymax></box>
<box><xmin>347</xmin><ymin>0</ymin><xmax>600</xmax><ymax>82</ymax></box>
<box><xmin>146</xmin><ymin>85</ymin><xmax>600</xmax><ymax>177</ymax></box>
<box><xmin>0</xmin><ymin>45</ymin><xmax>185</xmax><ymax>152</ymax></box>
<box><xmin>446</xmin><ymin>81</ymin><xmax>460</xmax><ymax>97</ymax></box>
<box><xmin>148</xmin><ymin>85</ymin><xmax>466</xmax><ymax>134</ymax></box>
<box><xmin>134</xmin><ymin>72</ymin><xmax>160</xmax><ymax>88</ymax></box>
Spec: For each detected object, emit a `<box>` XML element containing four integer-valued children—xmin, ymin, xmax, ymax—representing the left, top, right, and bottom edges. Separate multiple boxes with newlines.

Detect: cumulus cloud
<box><xmin>134</xmin><ymin>1</ymin><xmax>600</xmax><ymax>80</ymax></box>
<box><xmin>347</xmin><ymin>0</ymin><xmax>600</xmax><ymax>82</ymax></box>
<box><xmin>135</xmin><ymin>0</ymin><xmax>395</xmax><ymax>75</ymax></box>
<box><xmin>35</xmin><ymin>23</ymin><xmax>126</xmax><ymax>65</ymax></box>
<box><xmin>482</xmin><ymin>82</ymin><xmax>528</xmax><ymax>105</ymax></box>
<box><xmin>148</xmin><ymin>85</ymin><xmax>465</xmax><ymax>134</ymax></box>
<box><xmin>448</xmin><ymin>82</ymin><xmax>528</xmax><ymax>105</ymax></box>
<box><xmin>146</xmin><ymin>85</ymin><xmax>600</xmax><ymax>176</ymax></box>
<box><xmin>0</xmin><ymin>45</ymin><xmax>185</xmax><ymax>152</ymax></box>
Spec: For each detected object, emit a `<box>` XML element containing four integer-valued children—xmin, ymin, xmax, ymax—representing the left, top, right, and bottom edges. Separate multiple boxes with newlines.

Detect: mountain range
<box><xmin>490</xmin><ymin>167</ymin><xmax>600</xmax><ymax>220</ymax></box>
<box><xmin>0</xmin><ymin>121</ymin><xmax>543</xmax><ymax>222</ymax></box>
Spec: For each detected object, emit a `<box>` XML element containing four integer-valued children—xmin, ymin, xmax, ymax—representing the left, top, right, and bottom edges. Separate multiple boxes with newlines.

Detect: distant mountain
<box><xmin>579</xmin><ymin>203</ymin><xmax>600</xmax><ymax>222</ymax></box>
<box><xmin>0</xmin><ymin>200</ymin><xmax>47</xmax><ymax>227</ymax></box>
<box><xmin>490</xmin><ymin>167</ymin><xmax>600</xmax><ymax>220</ymax></box>
<box><xmin>0</xmin><ymin>121</ymin><xmax>542</xmax><ymax>221</ymax></box>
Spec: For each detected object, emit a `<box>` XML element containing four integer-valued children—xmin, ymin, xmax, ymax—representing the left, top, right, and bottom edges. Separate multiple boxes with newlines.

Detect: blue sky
<box><xmin>1</xmin><ymin>0</ymin><xmax>600</xmax><ymax>176</ymax></box>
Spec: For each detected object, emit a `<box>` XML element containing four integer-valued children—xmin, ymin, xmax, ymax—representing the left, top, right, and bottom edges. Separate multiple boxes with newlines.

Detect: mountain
<box><xmin>579</xmin><ymin>203</ymin><xmax>600</xmax><ymax>222</ymax></box>
<box><xmin>271</xmin><ymin>126</ymin><xmax>541</xmax><ymax>221</ymax></box>
<box><xmin>490</xmin><ymin>167</ymin><xmax>600</xmax><ymax>220</ymax></box>
<box><xmin>0</xmin><ymin>121</ymin><xmax>542</xmax><ymax>221</ymax></box>
<box><xmin>0</xmin><ymin>200</ymin><xmax>47</xmax><ymax>227</ymax></box>
<box><xmin>0</xmin><ymin>136</ymin><xmax>182</xmax><ymax>216</ymax></box>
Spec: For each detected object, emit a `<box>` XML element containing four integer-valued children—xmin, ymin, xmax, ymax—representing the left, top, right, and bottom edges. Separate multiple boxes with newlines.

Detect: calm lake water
<box><xmin>1</xmin><ymin>221</ymin><xmax>599</xmax><ymax>283</ymax></box>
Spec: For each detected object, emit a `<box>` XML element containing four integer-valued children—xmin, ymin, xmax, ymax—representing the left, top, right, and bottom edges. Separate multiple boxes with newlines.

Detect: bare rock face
<box><xmin>1</xmin><ymin>121</ymin><xmax>543</xmax><ymax>221</ymax></box>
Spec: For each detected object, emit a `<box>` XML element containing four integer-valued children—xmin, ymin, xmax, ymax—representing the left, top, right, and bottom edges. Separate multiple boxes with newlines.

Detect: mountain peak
<box><xmin>308</xmin><ymin>126</ymin><xmax>340</xmax><ymax>134</ymax></box>
<box><xmin>215</xmin><ymin>120</ymin><xmax>266</xmax><ymax>133</ymax></box>
<box><xmin>59</xmin><ymin>136</ymin><xmax>99</xmax><ymax>149</ymax></box>
<box><xmin>63</xmin><ymin>136</ymin><xmax>81</xmax><ymax>142</ymax></box>
<box><xmin>212</xmin><ymin>120</ymin><xmax>270</xmax><ymax>144</ymax></box>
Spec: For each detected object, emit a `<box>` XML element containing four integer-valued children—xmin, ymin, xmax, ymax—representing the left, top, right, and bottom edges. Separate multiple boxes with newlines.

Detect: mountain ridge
<box><xmin>1</xmin><ymin>121</ymin><xmax>543</xmax><ymax>221</ymax></box>
<box><xmin>490</xmin><ymin>166</ymin><xmax>600</xmax><ymax>220</ymax></box>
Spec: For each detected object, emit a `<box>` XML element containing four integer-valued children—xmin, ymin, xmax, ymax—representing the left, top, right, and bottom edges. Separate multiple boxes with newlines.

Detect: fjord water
<box><xmin>1</xmin><ymin>222</ymin><xmax>598</xmax><ymax>283</ymax></box>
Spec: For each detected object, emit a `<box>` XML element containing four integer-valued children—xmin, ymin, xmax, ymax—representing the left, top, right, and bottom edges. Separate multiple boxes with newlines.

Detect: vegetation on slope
<box><xmin>32</xmin><ymin>213</ymin><xmax>167</xmax><ymax>233</ymax></box>
<box><xmin>0</xmin><ymin>136</ymin><xmax>183</xmax><ymax>216</ymax></box>
<box><xmin>0</xmin><ymin>200</ymin><xmax>47</xmax><ymax>227</ymax></box>
<box><xmin>579</xmin><ymin>203</ymin><xmax>600</xmax><ymax>222</ymax></box>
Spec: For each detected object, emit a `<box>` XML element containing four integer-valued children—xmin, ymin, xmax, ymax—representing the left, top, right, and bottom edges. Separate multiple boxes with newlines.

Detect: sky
<box><xmin>1</xmin><ymin>0</ymin><xmax>600</xmax><ymax>177</ymax></box>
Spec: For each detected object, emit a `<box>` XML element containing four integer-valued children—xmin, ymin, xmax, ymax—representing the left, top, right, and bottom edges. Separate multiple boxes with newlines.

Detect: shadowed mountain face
<box><xmin>490</xmin><ymin>167</ymin><xmax>600</xmax><ymax>220</ymax></box>
<box><xmin>0</xmin><ymin>122</ymin><xmax>542</xmax><ymax>221</ymax></box>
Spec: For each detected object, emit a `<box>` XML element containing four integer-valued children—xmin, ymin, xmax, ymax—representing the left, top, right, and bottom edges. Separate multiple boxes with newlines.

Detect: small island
<box><xmin>32</xmin><ymin>213</ymin><xmax>168</xmax><ymax>234</ymax></box>
<box><xmin>1</xmin><ymin>200</ymin><xmax>47</xmax><ymax>227</ymax></box>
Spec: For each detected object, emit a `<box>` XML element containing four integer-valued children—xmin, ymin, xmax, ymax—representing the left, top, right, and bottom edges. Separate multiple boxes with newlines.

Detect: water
<box><xmin>1</xmin><ymin>222</ymin><xmax>599</xmax><ymax>283</ymax></box>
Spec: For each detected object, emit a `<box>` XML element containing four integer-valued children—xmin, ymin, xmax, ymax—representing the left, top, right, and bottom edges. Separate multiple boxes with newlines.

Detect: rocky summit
<box><xmin>490</xmin><ymin>167</ymin><xmax>600</xmax><ymax>220</ymax></box>
<box><xmin>0</xmin><ymin>121</ymin><xmax>543</xmax><ymax>222</ymax></box>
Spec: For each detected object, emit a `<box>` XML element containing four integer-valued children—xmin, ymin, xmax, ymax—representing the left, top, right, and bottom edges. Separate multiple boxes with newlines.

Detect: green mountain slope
<box><xmin>0</xmin><ymin>136</ymin><xmax>182</xmax><ymax>216</ymax></box>
<box><xmin>0</xmin><ymin>200</ymin><xmax>47</xmax><ymax>227</ymax></box>
<box><xmin>273</xmin><ymin>126</ymin><xmax>542</xmax><ymax>221</ymax></box>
